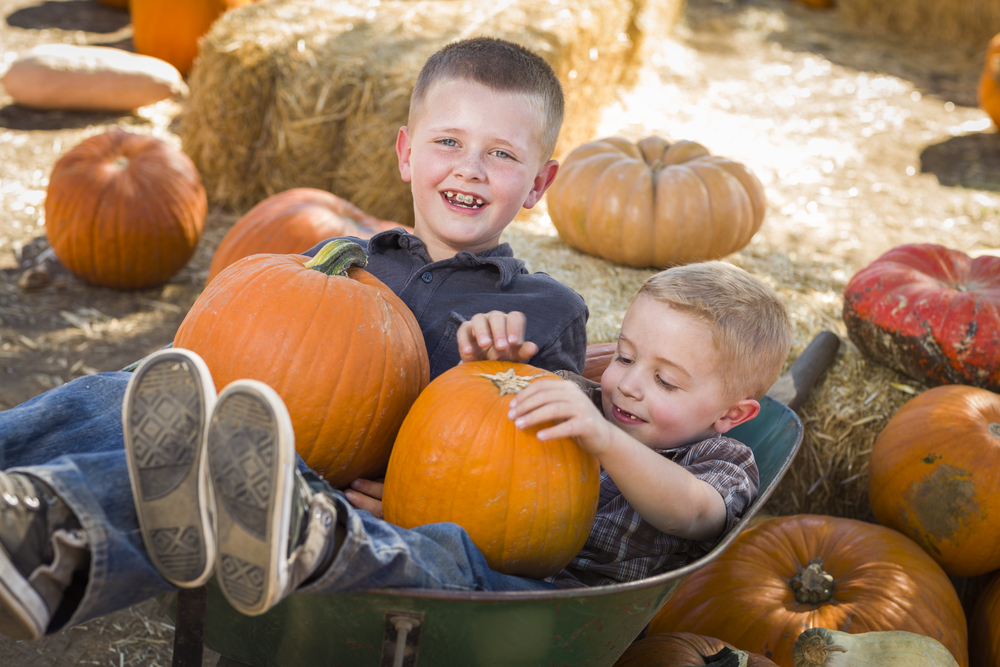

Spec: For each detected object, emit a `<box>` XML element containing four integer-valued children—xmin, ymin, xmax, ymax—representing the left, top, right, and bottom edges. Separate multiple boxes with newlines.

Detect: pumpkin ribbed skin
<box><xmin>843</xmin><ymin>244</ymin><xmax>1000</xmax><ymax>392</ymax></box>
<box><xmin>868</xmin><ymin>384</ymin><xmax>1000</xmax><ymax>577</ymax></box>
<box><xmin>383</xmin><ymin>361</ymin><xmax>601</xmax><ymax>578</ymax></box>
<box><xmin>970</xmin><ymin>570</ymin><xmax>1000</xmax><ymax>667</ymax></box>
<box><xmin>613</xmin><ymin>632</ymin><xmax>778</xmax><ymax>667</ymax></box>
<box><xmin>131</xmin><ymin>0</ymin><xmax>252</xmax><ymax>76</ymax></box>
<box><xmin>207</xmin><ymin>188</ymin><xmax>410</xmax><ymax>283</ymax></box>
<box><xmin>45</xmin><ymin>129</ymin><xmax>206</xmax><ymax>289</ymax></box>
<box><xmin>174</xmin><ymin>241</ymin><xmax>429</xmax><ymax>488</ymax></box>
<box><xmin>979</xmin><ymin>33</ymin><xmax>1000</xmax><ymax>128</ymax></box>
<box><xmin>546</xmin><ymin>136</ymin><xmax>766</xmax><ymax>268</ymax></box>
<box><xmin>647</xmin><ymin>515</ymin><xmax>967</xmax><ymax>667</ymax></box>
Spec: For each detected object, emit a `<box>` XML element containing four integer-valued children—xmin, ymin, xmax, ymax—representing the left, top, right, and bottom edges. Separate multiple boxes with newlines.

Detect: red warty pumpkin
<box><xmin>207</xmin><ymin>188</ymin><xmax>410</xmax><ymax>283</ymax></box>
<box><xmin>174</xmin><ymin>239</ymin><xmax>429</xmax><ymax>487</ymax></box>
<box><xmin>979</xmin><ymin>33</ymin><xmax>1000</xmax><ymax>128</ymax></box>
<box><xmin>869</xmin><ymin>384</ymin><xmax>1000</xmax><ymax>577</ymax></box>
<box><xmin>546</xmin><ymin>136</ymin><xmax>766</xmax><ymax>268</ymax></box>
<box><xmin>45</xmin><ymin>128</ymin><xmax>206</xmax><ymax>289</ymax></box>
<box><xmin>383</xmin><ymin>361</ymin><xmax>601</xmax><ymax>578</ymax></box>
<box><xmin>613</xmin><ymin>632</ymin><xmax>779</xmax><ymax>667</ymax></box>
<box><xmin>843</xmin><ymin>243</ymin><xmax>1000</xmax><ymax>392</ymax></box>
<box><xmin>647</xmin><ymin>514</ymin><xmax>968</xmax><ymax>667</ymax></box>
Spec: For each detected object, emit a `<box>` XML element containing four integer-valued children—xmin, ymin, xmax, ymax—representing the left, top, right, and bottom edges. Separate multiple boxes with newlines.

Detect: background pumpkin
<box><xmin>613</xmin><ymin>632</ymin><xmax>778</xmax><ymax>667</ymax></box>
<box><xmin>45</xmin><ymin>128</ymin><xmax>206</xmax><ymax>290</ymax></box>
<box><xmin>979</xmin><ymin>32</ymin><xmax>1000</xmax><ymax>128</ymax></box>
<box><xmin>868</xmin><ymin>384</ymin><xmax>1000</xmax><ymax>577</ymax></box>
<box><xmin>545</xmin><ymin>136</ymin><xmax>766</xmax><ymax>268</ymax></box>
<box><xmin>647</xmin><ymin>514</ymin><xmax>968</xmax><ymax>667</ymax></box>
<box><xmin>174</xmin><ymin>240</ymin><xmax>429</xmax><ymax>488</ymax></box>
<box><xmin>842</xmin><ymin>243</ymin><xmax>1000</xmax><ymax>392</ymax></box>
<box><xmin>207</xmin><ymin>187</ymin><xmax>411</xmax><ymax>283</ymax></box>
<box><xmin>583</xmin><ymin>341</ymin><xmax>617</xmax><ymax>382</ymax></box>
<box><xmin>969</xmin><ymin>569</ymin><xmax>1000</xmax><ymax>667</ymax></box>
<box><xmin>383</xmin><ymin>361</ymin><xmax>601</xmax><ymax>578</ymax></box>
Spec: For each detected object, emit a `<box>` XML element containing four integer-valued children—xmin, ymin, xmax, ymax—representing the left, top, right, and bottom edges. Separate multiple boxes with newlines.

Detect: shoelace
<box><xmin>0</xmin><ymin>471</ymin><xmax>42</xmax><ymax>511</ymax></box>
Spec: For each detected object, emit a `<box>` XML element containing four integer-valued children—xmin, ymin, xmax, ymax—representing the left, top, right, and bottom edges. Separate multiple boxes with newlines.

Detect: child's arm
<box><xmin>509</xmin><ymin>380</ymin><xmax>728</xmax><ymax>543</ymax></box>
<box><xmin>457</xmin><ymin>311</ymin><xmax>539</xmax><ymax>363</ymax></box>
<box><xmin>344</xmin><ymin>478</ymin><xmax>385</xmax><ymax>518</ymax></box>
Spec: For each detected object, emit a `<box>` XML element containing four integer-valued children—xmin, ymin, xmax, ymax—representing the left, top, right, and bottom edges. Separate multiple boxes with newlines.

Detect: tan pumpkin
<box><xmin>2</xmin><ymin>44</ymin><xmax>186</xmax><ymax>111</ymax></box>
<box><xmin>613</xmin><ymin>632</ymin><xmax>778</xmax><ymax>666</ymax></box>
<box><xmin>868</xmin><ymin>384</ymin><xmax>1000</xmax><ymax>577</ymax></box>
<box><xmin>648</xmin><ymin>515</ymin><xmax>967</xmax><ymax>667</ymax></box>
<box><xmin>175</xmin><ymin>240</ymin><xmax>429</xmax><ymax>487</ymax></box>
<box><xmin>792</xmin><ymin>628</ymin><xmax>959</xmax><ymax>667</ymax></box>
<box><xmin>131</xmin><ymin>0</ymin><xmax>253</xmax><ymax>76</ymax></box>
<box><xmin>546</xmin><ymin>136</ymin><xmax>766</xmax><ymax>268</ymax></box>
<box><xmin>970</xmin><ymin>570</ymin><xmax>1000</xmax><ymax>667</ymax></box>
<box><xmin>207</xmin><ymin>188</ymin><xmax>410</xmax><ymax>283</ymax></box>
<box><xmin>45</xmin><ymin>129</ymin><xmax>206</xmax><ymax>289</ymax></box>
<box><xmin>383</xmin><ymin>361</ymin><xmax>600</xmax><ymax>578</ymax></box>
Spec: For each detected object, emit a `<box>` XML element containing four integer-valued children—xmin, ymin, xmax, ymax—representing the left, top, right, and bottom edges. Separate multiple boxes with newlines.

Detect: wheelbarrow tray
<box><xmin>196</xmin><ymin>394</ymin><xmax>803</xmax><ymax>667</ymax></box>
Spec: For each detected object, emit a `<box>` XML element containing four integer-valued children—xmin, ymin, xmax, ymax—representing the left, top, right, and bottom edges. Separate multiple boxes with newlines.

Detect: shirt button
<box><xmin>421</xmin><ymin>271</ymin><xmax>433</xmax><ymax>283</ymax></box>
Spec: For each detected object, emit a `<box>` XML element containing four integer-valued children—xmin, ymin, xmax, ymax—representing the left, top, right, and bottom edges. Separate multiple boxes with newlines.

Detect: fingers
<box><xmin>344</xmin><ymin>478</ymin><xmax>385</xmax><ymax>518</ymax></box>
<box><xmin>508</xmin><ymin>380</ymin><xmax>590</xmax><ymax>436</ymax></box>
<box><xmin>457</xmin><ymin>311</ymin><xmax>536</xmax><ymax>362</ymax></box>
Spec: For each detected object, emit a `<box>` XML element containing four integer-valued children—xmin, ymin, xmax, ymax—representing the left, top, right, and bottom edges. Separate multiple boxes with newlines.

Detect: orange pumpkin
<box><xmin>207</xmin><ymin>188</ymin><xmax>410</xmax><ymax>283</ymax></box>
<box><xmin>868</xmin><ymin>384</ymin><xmax>1000</xmax><ymax>577</ymax></box>
<box><xmin>174</xmin><ymin>239</ymin><xmax>429</xmax><ymax>487</ymax></box>
<box><xmin>546</xmin><ymin>136</ymin><xmax>766</xmax><ymax>268</ymax></box>
<box><xmin>979</xmin><ymin>33</ymin><xmax>1000</xmax><ymax>128</ymax></box>
<box><xmin>613</xmin><ymin>632</ymin><xmax>778</xmax><ymax>667</ymax></box>
<box><xmin>383</xmin><ymin>361</ymin><xmax>601</xmax><ymax>578</ymax></box>
<box><xmin>970</xmin><ymin>570</ymin><xmax>1000</xmax><ymax>667</ymax></box>
<box><xmin>45</xmin><ymin>128</ymin><xmax>206</xmax><ymax>289</ymax></box>
<box><xmin>131</xmin><ymin>0</ymin><xmax>253</xmax><ymax>76</ymax></box>
<box><xmin>648</xmin><ymin>515</ymin><xmax>968</xmax><ymax>667</ymax></box>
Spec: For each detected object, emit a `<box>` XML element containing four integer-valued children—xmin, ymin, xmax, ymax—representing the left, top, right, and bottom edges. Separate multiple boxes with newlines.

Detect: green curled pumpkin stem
<box><xmin>304</xmin><ymin>239</ymin><xmax>369</xmax><ymax>276</ymax></box>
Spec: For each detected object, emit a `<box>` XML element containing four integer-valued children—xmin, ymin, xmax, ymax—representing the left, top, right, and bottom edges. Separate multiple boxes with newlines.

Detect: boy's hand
<box><xmin>508</xmin><ymin>379</ymin><xmax>614</xmax><ymax>455</ymax></box>
<box><xmin>457</xmin><ymin>311</ymin><xmax>539</xmax><ymax>363</ymax></box>
<box><xmin>344</xmin><ymin>478</ymin><xmax>384</xmax><ymax>518</ymax></box>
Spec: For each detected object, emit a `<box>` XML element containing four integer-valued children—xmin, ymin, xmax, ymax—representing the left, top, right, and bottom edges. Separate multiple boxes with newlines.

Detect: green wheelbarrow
<box><xmin>165</xmin><ymin>331</ymin><xmax>840</xmax><ymax>667</ymax></box>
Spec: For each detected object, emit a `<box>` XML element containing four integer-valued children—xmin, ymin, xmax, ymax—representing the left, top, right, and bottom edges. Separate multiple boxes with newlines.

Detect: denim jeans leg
<box><xmin>301</xmin><ymin>492</ymin><xmax>559</xmax><ymax>595</ymax></box>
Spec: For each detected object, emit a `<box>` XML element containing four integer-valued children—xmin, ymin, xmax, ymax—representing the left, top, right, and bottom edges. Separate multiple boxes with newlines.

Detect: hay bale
<box><xmin>180</xmin><ymin>0</ymin><xmax>683</xmax><ymax>221</ymax></box>
<box><xmin>838</xmin><ymin>0</ymin><xmax>1000</xmax><ymax>48</ymax></box>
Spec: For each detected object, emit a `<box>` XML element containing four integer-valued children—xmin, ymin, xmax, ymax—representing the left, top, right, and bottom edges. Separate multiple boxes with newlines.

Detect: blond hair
<box><xmin>635</xmin><ymin>261</ymin><xmax>792</xmax><ymax>401</ymax></box>
<box><xmin>409</xmin><ymin>37</ymin><xmax>564</xmax><ymax>161</ymax></box>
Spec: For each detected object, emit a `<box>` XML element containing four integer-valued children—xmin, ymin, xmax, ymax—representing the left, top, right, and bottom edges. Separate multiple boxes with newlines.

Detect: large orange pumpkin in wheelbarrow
<box><xmin>843</xmin><ymin>243</ymin><xmax>1000</xmax><ymax>392</ymax></box>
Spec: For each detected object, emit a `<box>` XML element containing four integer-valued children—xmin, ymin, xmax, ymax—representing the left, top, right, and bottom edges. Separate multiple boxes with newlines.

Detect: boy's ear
<box><xmin>522</xmin><ymin>159</ymin><xmax>559</xmax><ymax>209</ymax></box>
<box><xmin>712</xmin><ymin>399</ymin><xmax>760</xmax><ymax>435</ymax></box>
<box><xmin>396</xmin><ymin>126</ymin><xmax>413</xmax><ymax>183</ymax></box>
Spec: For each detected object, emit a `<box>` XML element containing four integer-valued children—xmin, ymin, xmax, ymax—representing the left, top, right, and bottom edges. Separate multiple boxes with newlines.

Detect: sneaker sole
<box><xmin>208</xmin><ymin>380</ymin><xmax>294</xmax><ymax>616</ymax></box>
<box><xmin>123</xmin><ymin>349</ymin><xmax>216</xmax><ymax>588</ymax></box>
<box><xmin>0</xmin><ymin>546</ymin><xmax>47</xmax><ymax>641</ymax></box>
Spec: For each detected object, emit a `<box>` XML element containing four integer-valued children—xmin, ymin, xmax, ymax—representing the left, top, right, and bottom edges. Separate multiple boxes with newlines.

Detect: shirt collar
<box><xmin>368</xmin><ymin>228</ymin><xmax>526</xmax><ymax>287</ymax></box>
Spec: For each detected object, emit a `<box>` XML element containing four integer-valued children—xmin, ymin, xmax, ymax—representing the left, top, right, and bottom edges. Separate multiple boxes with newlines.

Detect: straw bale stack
<box><xmin>838</xmin><ymin>0</ymin><xmax>1000</xmax><ymax>48</ymax></box>
<box><xmin>180</xmin><ymin>0</ymin><xmax>683</xmax><ymax>222</ymax></box>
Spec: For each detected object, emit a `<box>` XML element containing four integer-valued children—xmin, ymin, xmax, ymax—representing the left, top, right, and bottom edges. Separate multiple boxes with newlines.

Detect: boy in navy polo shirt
<box><xmin>0</xmin><ymin>37</ymin><xmax>587</xmax><ymax>639</ymax></box>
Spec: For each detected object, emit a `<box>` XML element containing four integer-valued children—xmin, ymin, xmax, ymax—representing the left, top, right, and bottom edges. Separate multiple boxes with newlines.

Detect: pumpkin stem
<box><xmin>794</xmin><ymin>628</ymin><xmax>848</xmax><ymax>666</ymax></box>
<box><xmin>112</xmin><ymin>156</ymin><xmax>130</xmax><ymax>170</ymax></box>
<box><xmin>304</xmin><ymin>239</ymin><xmax>369</xmax><ymax>276</ymax></box>
<box><xmin>480</xmin><ymin>368</ymin><xmax>547</xmax><ymax>395</ymax></box>
<box><xmin>789</xmin><ymin>558</ymin><xmax>835</xmax><ymax>605</ymax></box>
<box><xmin>989</xmin><ymin>423</ymin><xmax>1000</xmax><ymax>439</ymax></box>
<box><xmin>704</xmin><ymin>646</ymin><xmax>750</xmax><ymax>667</ymax></box>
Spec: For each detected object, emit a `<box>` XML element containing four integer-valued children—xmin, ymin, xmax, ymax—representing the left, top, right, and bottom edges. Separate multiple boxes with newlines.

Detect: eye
<box><xmin>613</xmin><ymin>354</ymin><xmax>633</xmax><ymax>365</ymax></box>
<box><xmin>491</xmin><ymin>149</ymin><xmax>514</xmax><ymax>160</ymax></box>
<box><xmin>437</xmin><ymin>138</ymin><xmax>458</xmax><ymax>147</ymax></box>
<box><xmin>655</xmin><ymin>375</ymin><xmax>678</xmax><ymax>391</ymax></box>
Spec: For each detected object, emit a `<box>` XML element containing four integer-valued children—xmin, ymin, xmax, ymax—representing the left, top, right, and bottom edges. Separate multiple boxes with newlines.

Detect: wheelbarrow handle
<box><xmin>765</xmin><ymin>330</ymin><xmax>841</xmax><ymax>412</ymax></box>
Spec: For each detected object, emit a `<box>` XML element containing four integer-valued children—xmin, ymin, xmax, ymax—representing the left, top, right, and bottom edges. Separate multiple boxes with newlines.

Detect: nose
<box><xmin>454</xmin><ymin>151</ymin><xmax>485</xmax><ymax>182</ymax></box>
<box><xmin>617</xmin><ymin>366</ymin><xmax>643</xmax><ymax>400</ymax></box>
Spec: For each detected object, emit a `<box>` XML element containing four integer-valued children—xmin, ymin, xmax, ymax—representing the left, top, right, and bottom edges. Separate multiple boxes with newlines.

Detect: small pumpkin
<box><xmin>979</xmin><ymin>33</ymin><xmax>1000</xmax><ymax>128</ymax></box>
<box><xmin>792</xmin><ymin>628</ymin><xmax>959</xmax><ymax>667</ymax></box>
<box><xmin>45</xmin><ymin>128</ymin><xmax>206</xmax><ymax>289</ymax></box>
<box><xmin>970</xmin><ymin>569</ymin><xmax>1000</xmax><ymax>667</ymax></box>
<box><xmin>383</xmin><ymin>361</ymin><xmax>601</xmax><ymax>578</ymax></box>
<box><xmin>545</xmin><ymin>136</ymin><xmax>766</xmax><ymax>268</ymax></box>
<box><xmin>583</xmin><ymin>341</ymin><xmax>617</xmax><ymax>382</ymax></box>
<box><xmin>647</xmin><ymin>515</ymin><xmax>967</xmax><ymax>667</ymax></box>
<box><xmin>842</xmin><ymin>243</ymin><xmax>1000</xmax><ymax>392</ymax></box>
<box><xmin>174</xmin><ymin>239</ymin><xmax>429</xmax><ymax>487</ymax></box>
<box><xmin>868</xmin><ymin>384</ymin><xmax>1000</xmax><ymax>577</ymax></box>
<box><xmin>2</xmin><ymin>44</ymin><xmax>186</xmax><ymax>112</ymax></box>
<box><xmin>613</xmin><ymin>632</ymin><xmax>778</xmax><ymax>667</ymax></box>
<box><xmin>207</xmin><ymin>188</ymin><xmax>410</xmax><ymax>283</ymax></box>
<box><xmin>131</xmin><ymin>0</ymin><xmax>254</xmax><ymax>76</ymax></box>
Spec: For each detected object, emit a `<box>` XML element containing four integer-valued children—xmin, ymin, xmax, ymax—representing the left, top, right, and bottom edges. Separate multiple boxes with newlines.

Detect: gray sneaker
<box><xmin>0</xmin><ymin>472</ymin><xmax>87</xmax><ymax>641</ymax></box>
<box><xmin>123</xmin><ymin>348</ymin><xmax>217</xmax><ymax>588</ymax></box>
<box><xmin>207</xmin><ymin>380</ymin><xmax>337</xmax><ymax>616</ymax></box>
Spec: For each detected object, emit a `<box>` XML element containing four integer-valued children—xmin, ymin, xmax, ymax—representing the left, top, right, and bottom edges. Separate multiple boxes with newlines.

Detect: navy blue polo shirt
<box><xmin>303</xmin><ymin>229</ymin><xmax>588</xmax><ymax>380</ymax></box>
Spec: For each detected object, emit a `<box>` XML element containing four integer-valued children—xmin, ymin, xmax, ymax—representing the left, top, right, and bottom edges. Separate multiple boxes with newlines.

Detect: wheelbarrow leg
<box><xmin>172</xmin><ymin>586</ymin><xmax>207</xmax><ymax>667</ymax></box>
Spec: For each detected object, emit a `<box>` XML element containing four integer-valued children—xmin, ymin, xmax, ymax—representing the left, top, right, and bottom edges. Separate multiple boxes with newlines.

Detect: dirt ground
<box><xmin>0</xmin><ymin>0</ymin><xmax>997</xmax><ymax>664</ymax></box>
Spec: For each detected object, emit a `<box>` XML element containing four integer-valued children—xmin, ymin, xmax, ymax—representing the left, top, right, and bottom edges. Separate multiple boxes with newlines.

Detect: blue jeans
<box><xmin>0</xmin><ymin>373</ymin><xmax>555</xmax><ymax>633</ymax></box>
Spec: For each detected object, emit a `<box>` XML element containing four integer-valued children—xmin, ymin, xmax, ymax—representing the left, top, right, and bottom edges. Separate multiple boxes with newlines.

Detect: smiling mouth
<box><xmin>614</xmin><ymin>405</ymin><xmax>645</xmax><ymax>424</ymax></box>
<box><xmin>443</xmin><ymin>191</ymin><xmax>485</xmax><ymax>209</ymax></box>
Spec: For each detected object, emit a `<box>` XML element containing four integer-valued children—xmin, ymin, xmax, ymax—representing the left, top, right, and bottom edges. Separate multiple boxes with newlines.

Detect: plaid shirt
<box><xmin>547</xmin><ymin>375</ymin><xmax>759</xmax><ymax>588</ymax></box>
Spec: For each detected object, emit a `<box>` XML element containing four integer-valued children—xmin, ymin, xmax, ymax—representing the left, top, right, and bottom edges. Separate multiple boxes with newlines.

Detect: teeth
<box><xmin>444</xmin><ymin>191</ymin><xmax>483</xmax><ymax>207</ymax></box>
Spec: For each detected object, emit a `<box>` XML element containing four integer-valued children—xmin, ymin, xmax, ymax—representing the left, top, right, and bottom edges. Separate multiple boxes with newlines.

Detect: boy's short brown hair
<box><xmin>409</xmin><ymin>37</ymin><xmax>565</xmax><ymax>161</ymax></box>
<box><xmin>636</xmin><ymin>261</ymin><xmax>792</xmax><ymax>401</ymax></box>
